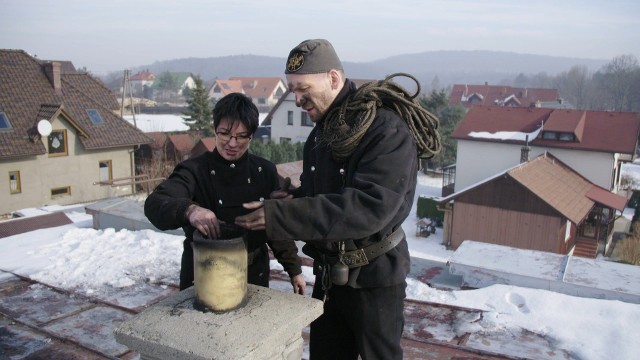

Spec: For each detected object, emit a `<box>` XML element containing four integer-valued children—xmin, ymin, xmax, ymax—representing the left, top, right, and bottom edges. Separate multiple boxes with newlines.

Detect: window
<box><xmin>9</xmin><ymin>171</ymin><xmax>21</xmax><ymax>194</ymax></box>
<box><xmin>301</xmin><ymin>112</ymin><xmax>313</xmax><ymax>127</ymax></box>
<box><xmin>258</xmin><ymin>98</ymin><xmax>266</xmax><ymax>105</ymax></box>
<box><xmin>275</xmin><ymin>88</ymin><xmax>284</xmax><ymax>96</ymax></box>
<box><xmin>287</xmin><ymin>111</ymin><xmax>294</xmax><ymax>125</ymax></box>
<box><xmin>0</xmin><ymin>112</ymin><xmax>12</xmax><ymax>130</ymax></box>
<box><xmin>542</xmin><ymin>131</ymin><xmax>575</xmax><ymax>142</ymax></box>
<box><xmin>99</xmin><ymin>160</ymin><xmax>112</xmax><ymax>182</ymax></box>
<box><xmin>558</xmin><ymin>133</ymin><xmax>575</xmax><ymax>141</ymax></box>
<box><xmin>48</xmin><ymin>129</ymin><xmax>68</xmax><ymax>156</ymax></box>
<box><xmin>51</xmin><ymin>186</ymin><xmax>71</xmax><ymax>198</ymax></box>
<box><xmin>86</xmin><ymin>109</ymin><xmax>104</xmax><ymax>125</ymax></box>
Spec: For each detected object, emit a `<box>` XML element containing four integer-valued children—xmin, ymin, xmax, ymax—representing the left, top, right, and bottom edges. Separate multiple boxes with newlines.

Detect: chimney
<box><xmin>44</xmin><ymin>62</ymin><xmax>62</xmax><ymax>95</ymax></box>
<box><xmin>520</xmin><ymin>135</ymin><xmax>530</xmax><ymax>163</ymax></box>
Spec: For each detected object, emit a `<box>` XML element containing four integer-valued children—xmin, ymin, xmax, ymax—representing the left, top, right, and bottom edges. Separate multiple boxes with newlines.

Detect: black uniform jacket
<box><xmin>144</xmin><ymin>149</ymin><xmax>302</xmax><ymax>278</ymax></box>
<box><xmin>264</xmin><ymin>79</ymin><xmax>418</xmax><ymax>288</ymax></box>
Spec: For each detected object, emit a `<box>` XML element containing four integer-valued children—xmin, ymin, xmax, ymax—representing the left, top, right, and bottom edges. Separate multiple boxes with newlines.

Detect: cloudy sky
<box><xmin>2</xmin><ymin>0</ymin><xmax>639</xmax><ymax>75</ymax></box>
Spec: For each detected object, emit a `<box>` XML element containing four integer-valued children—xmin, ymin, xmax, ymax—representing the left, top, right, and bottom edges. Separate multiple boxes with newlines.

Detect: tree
<box><xmin>155</xmin><ymin>71</ymin><xmax>180</xmax><ymax>102</ymax></box>
<box><xmin>183</xmin><ymin>75</ymin><xmax>214</xmax><ymax>136</ymax></box>
<box><xmin>591</xmin><ymin>54</ymin><xmax>639</xmax><ymax>111</ymax></box>
<box><xmin>555</xmin><ymin>65</ymin><xmax>592</xmax><ymax>109</ymax></box>
<box><xmin>420</xmin><ymin>90</ymin><xmax>465</xmax><ymax>169</ymax></box>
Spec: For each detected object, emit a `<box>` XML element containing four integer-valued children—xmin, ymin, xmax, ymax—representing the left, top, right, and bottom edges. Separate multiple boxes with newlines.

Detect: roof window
<box><xmin>86</xmin><ymin>109</ymin><xmax>104</xmax><ymax>125</ymax></box>
<box><xmin>0</xmin><ymin>112</ymin><xmax>13</xmax><ymax>130</ymax></box>
<box><xmin>542</xmin><ymin>131</ymin><xmax>575</xmax><ymax>142</ymax></box>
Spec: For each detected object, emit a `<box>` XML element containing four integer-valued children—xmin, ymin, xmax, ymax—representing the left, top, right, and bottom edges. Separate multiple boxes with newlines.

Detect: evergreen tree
<box><xmin>183</xmin><ymin>75</ymin><xmax>214</xmax><ymax>136</ymax></box>
<box><xmin>420</xmin><ymin>90</ymin><xmax>466</xmax><ymax>169</ymax></box>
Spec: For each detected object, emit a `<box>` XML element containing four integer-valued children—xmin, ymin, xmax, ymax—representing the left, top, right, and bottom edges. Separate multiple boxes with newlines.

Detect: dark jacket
<box><xmin>144</xmin><ymin>150</ymin><xmax>302</xmax><ymax>278</ymax></box>
<box><xmin>265</xmin><ymin>79</ymin><xmax>417</xmax><ymax>288</ymax></box>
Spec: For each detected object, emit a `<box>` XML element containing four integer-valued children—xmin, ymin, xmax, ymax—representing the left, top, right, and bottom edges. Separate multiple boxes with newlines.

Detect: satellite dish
<box><xmin>37</xmin><ymin>120</ymin><xmax>52</xmax><ymax>137</ymax></box>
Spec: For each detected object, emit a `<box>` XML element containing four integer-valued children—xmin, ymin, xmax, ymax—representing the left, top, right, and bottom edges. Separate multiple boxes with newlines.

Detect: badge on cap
<box><xmin>286</xmin><ymin>52</ymin><xmax>305</xmax><ymax>73</ymax></box>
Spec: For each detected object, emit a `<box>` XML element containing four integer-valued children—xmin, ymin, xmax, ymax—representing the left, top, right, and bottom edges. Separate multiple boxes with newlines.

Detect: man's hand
<box><xmin>271</xmin><ymin>177</ymin><xmax>294</xmax><ymax>200</ymax></box>
<box><xmin>235</xmin><ymin>201</ymin><xmax>266</xmax><ymax>231</ymax></box>
<box><xmin>186</xmin><ymin>205</ymin><xmax>221</xmax><ymax>238</ymax></box>
<box><xmin>291</xmin><ymin>274</ymin><xmax>306</xmax><ymax>295</ymax></box>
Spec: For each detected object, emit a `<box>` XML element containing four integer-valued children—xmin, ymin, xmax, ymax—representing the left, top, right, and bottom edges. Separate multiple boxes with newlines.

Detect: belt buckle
<box><xmin>339</xmin><ymin>248</ymin><xmax>369</xmax><ymax>267</ymax></box>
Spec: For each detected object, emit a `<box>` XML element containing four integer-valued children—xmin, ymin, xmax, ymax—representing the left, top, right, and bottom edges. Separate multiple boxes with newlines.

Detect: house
<box><xmin>0</xmin><ymin>49</ymin><xmax>151</xmax><ymax>215</ymax></box>
<box><xmin>439</xmin><ymin>153</ymin><xmax>627</xmax><ymax>258</ymax></box>
<box><xmin>191</xmin><ymin>137</ymin><xmax>216</xmax><ymax>158</ymax></box>
<box><xmin>262</xmin><ymin>79</ymin><xmax>375</xmax><ymax>144</ymax></box>
<box><xmin>129</xmin><ymin>69</ymin><xmax>156</xmax><ymax>98</ymax></box>
<box><xmin>153</xmin><ymin>72</ymin><xmax>196</xmax><ymax>101</ymax></box>
<box><xmin>165</xmin><ymin>133</ymin><xmax>196</xmax><ymax>162</ymax></box>
<box><xmin>134</xmin><ymin>131</ymin><xmax>167</xmax><ymax>166</ymax></box>
<box><xmin>229</xmin><ymin>77</ymin><xmax>287</xmax><ymax>112</ymax></box>
<box><xmin>444</xmin><ymin>106</ymin><xmax>640</xmax><ymax>197</ymax></box>
<box><xmin>449</xmin><ymin>83</ymin><xmax>561</xmax><ymax>108</ymax></box>
<box><xmin>174</xmin><ymin>72</ymin><xmax>196</xmax><ymax>96</ymax></box>
<box><xmin>207</xmin><ymin>79</ymin><xmax>245</xmax><ymax>104</ymax></box>
<box><xmin>262</xmin><ymin>91</ymin><xmax>313</xmax><ymax>144</ymax></box>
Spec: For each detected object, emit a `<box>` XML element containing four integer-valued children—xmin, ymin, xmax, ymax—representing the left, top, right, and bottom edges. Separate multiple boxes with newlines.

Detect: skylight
<box><xmin>86</xmin><ymin>109</ymin><xmax>104</xmax><ymax>125</ymax></box>
<box><xmin>0</xmin><ymin>112</ymin><xmax>12</xmax><ymax>129</ymax></box>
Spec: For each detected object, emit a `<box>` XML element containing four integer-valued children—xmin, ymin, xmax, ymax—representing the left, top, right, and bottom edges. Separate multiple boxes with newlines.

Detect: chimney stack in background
<box><xmin>44</xmin><ymin>62</ymin><xmax>62</xmax><ymax>95</ymax></box>
<box><xmin>520</xmin><ymin>135</ymin><xmax>530</xmax><ymax>163</ymax></box>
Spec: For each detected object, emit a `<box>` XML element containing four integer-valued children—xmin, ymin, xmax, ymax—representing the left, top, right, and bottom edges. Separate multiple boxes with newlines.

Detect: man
<box><xmin>144</xmin><ymin>92</ymin><xmax>305</xmax><ymax>294</ymax></box>
<box><xmin>236</xmin><ymin>39</ymin><xmax>440</xmax><ymax>359</ymax></box>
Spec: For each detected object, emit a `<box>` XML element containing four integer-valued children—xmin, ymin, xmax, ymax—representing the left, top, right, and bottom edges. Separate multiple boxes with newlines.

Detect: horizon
<box><xmin>2</xmin><ymin>0</ymin><xmax>638</xmax><ymax>75</ymax></box>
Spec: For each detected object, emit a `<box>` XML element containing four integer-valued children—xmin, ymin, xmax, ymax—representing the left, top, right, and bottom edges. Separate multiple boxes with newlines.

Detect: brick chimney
<box><xmin>520</xmin><ymin>135</ymin><xmax>530</xmax><ymax>163</ymax></box>
<box><xmin>44</xmin><ymin>62</ymin><xmax>62</xmax><ymax>95</ymax></box>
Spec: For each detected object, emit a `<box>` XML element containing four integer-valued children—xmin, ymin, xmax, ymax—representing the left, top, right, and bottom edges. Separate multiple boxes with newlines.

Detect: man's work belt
<box><xmin>338</xmin><ymin>227</ymin><xmax>405</xmax><ymax>268</ymax></box>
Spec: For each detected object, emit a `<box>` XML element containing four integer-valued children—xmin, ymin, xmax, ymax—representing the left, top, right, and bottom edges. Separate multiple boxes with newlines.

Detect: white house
<box><xmin>261</xmin><ymin>91</ymin><xmax>314</xmax><ymax>144</ymax></box>
<box><xmin>445</xmin><ymin>106</ymin><xmax>640</xmax><ymax>197</ymax></box>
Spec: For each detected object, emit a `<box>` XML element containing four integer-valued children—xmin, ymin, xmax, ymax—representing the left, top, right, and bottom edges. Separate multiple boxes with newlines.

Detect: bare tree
<box><xmin>594</xmin><ymin>54</ymin><xmax>639</xmax><ymax>111</ymax></box>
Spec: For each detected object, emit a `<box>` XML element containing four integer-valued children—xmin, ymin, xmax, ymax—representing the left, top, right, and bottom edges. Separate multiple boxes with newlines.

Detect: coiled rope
<box><xmin>320</xmin><ymin>73</ymin><xmax>441</xmax><ymax>163</ymax></box>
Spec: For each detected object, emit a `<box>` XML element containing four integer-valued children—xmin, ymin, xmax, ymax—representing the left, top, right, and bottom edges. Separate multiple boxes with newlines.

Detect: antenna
<box><xmin>37</xmin><ymin>119</ymin><xmax>52</xmax><ymax>137</ymax></box>
<box><xmin>120</xmin><ymin>69</ymin><xmax>137</xmax><ymax>128</ymax></box>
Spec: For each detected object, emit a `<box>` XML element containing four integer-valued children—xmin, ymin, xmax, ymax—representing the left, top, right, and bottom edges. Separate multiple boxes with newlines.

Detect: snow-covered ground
<box><xmin>1</xmin><ymin>172</ymin><xmax>640</xmax><ymax>359</ymax></box>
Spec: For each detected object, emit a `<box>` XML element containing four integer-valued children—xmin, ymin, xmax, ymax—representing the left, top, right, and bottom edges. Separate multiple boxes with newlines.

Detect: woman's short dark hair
<box><xmin>212</xmin><ymin>93</ymin><xmax>259</xmax><ymax>134</ymax></box>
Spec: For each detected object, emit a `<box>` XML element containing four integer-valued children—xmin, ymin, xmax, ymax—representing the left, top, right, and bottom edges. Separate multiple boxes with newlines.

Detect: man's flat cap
<box><xmin>285</xmin><ymin>39</ymin><xmax>343</xmax><ymax>74</ymax></box>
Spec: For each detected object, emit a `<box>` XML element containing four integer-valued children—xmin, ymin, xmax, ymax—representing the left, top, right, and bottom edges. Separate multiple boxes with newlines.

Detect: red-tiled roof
<box><xmin>452</xmin><ymin>106</ymin><xmax>640</xmax><ymax>155</ymax></box>
<box><xmin>167</xmin><ymin>133</ymin><xmax>194</xmax><ymax>153</ymax></box>
<box><xmin>229</xmin><ymin>77</ymin><xmax>284</xmax><ymax>99</ymax></box>
<box><xmin>199</xmin><ymin>137</ymin><xmax>216</xmax><ymax>151</ymax></box>
<box><xmin>449</xmin><ymin>84</ymin><xmax>559</xmax><ymax>108</ymax></box>
<box><xmin>0</xmin><ymin>49</ymin><xmax>151</xmax><ymax>159</ymax></box>
<box><xmin>443</xmin><ymin>153</ymin><xmax>627</xmax><ymax>224</ymax></box>
<box><xmin>130</xmin><ymin>70</ymin><xmax>156</xmax><ymax>81</ymax></box>
<box><xmin>145</xmin><ymin>132</ymin><xmax>167</xmax><ymax>149</ymax></box>
<box><xmin>211</xmin><ymin>79</ymin><xmax>244</xmax><ymax>95</ymax></box>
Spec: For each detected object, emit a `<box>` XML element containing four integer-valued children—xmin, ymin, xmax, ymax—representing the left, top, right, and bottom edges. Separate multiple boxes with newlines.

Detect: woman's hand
<box><xmin>186</xmin><ymin>205</ymin><xmax>221</xmax><ymax>238</ymax></box>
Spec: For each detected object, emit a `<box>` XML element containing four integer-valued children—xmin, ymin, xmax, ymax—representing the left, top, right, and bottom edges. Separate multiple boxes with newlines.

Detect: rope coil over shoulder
<box><xmin>320</xmin><ymin>73</ymin><xmax>442</xmax><ymax>163</ymax></box>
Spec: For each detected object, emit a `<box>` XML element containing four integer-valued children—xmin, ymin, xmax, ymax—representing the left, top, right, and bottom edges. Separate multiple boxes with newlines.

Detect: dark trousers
<box><xmin>180</xmin><ymin>239</ymin><xmax>269</xmax><ymax>290</ymax></box>
<box><xmin>309</xmin><ymin>280</ymin><xmax>406</xmax><ymax>360</ymax></box>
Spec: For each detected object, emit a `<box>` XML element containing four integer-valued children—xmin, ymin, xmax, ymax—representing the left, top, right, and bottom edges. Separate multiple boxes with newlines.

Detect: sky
<box><xmin>2</xmin><ymin>0</ymin><xmax>639</xmax><ymax>75</ymax></box>
<box><xmin>2</xmin><ymin>172</ymin><xmax>640</xmax><ymax>359</ymax></box>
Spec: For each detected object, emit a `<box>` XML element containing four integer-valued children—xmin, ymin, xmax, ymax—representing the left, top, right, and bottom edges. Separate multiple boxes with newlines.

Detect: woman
<box><xmin>144</xmin><ymin>93</ymin><xmax>305</xmax><ymax>294</ymax></box>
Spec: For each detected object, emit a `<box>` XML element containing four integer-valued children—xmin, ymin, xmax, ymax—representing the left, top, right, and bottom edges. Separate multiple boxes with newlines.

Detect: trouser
<box><xmin>309</xmin><ymin>280</ymin><xmax>407</xmax><ymax>360</ymax></box>
<box><xmin>179</xmin><ymin>239</ymin><xmax>269</xmax><ymax>290</ymax></box>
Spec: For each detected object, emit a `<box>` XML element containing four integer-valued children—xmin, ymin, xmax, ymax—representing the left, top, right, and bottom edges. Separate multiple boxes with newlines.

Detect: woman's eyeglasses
<box><xmin>216</xmin><ymin>131</ymin><xmax>252</xmax><ymax>144</ymax></box>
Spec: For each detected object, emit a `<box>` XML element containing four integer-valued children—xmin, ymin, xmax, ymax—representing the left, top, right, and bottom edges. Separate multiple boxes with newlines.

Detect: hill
<box><xmin>115</xmin><ymin>50</ymin><xmax>609</xmax><ymax>92</ymax></box>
